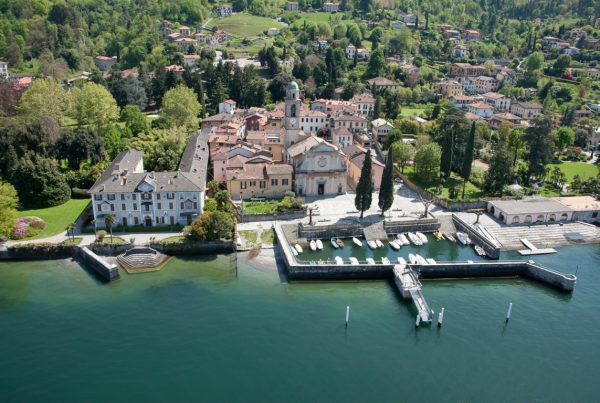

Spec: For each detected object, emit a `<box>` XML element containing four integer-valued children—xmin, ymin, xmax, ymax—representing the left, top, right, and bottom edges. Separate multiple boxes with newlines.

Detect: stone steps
<box><xmin>117</xmin><ymin>247</ymin><xmax>169</xmax><ymax>270</ymax></box>
<box><xmin>485</xmin><ymin>223</ymin><xmax>600</xmax><ymax>250</ymax></box>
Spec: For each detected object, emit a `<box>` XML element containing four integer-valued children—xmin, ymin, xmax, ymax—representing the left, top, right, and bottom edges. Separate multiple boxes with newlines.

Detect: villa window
<box><xmin>132</xmin><ymin>194</ymin><xmax>137</xmax><ymax>201</ymax></box>
<box><xmin>133</xmin><ymin>203</ymin><xmax>137</xmax><ymax>210</ymax></box>
<box><xmin>120</xmin><ymin>194</ymin><xmax>125</xmax><ymax>201</ymax></box>
<box><xmin>94</xmin><ymin>194</ymin><xmax>102</xmax><ymax>201</ymax></box>
<box><xmin>142</xmin><ymin>193</ymin><xmax>152</xmax><ymax>200</ymax></box>
<box><xmin>122</xmin><ymin>204</ymin><xmax>126</xmax><ymax>211</ymax></box>
<box><xmin>241</xmin><ymin>181</ymin><xmax>247</xmax><ymax>189</ymax></box>
<box><xmin>282</xmin><ymin>179</ymin><xmax>289</xmax><ymax>186</ymax></box>
<box><xmin>260</xmin><ymin>181</ymin><xmax>266</xmax><ymax>189</ymax></box>
<box><xmin>166</xmin><ymin>193</ymin><xmax>175</xmax><ymax>199</ymax></box>
<box><xmin>271</xmin><ymin>179</ymin><xmax>278</xmax><ymax>186</ymax></box>
<box><xmin>97</xmin><ymin>204</ymin><xmax>102</xmax><ymax>212</ymax></box>
<box><xmin>169</xmin><ymin>202</ymin><xmax>173</xmax><ymax>209</ymax></box>
<box><xmin>107</xmin><ymin>194</ymin><xmax>115</xmax><ymax>201</ymax></box>
<box><xmin>184</xmin><ymin>200</ymin><xmax>193</xmax><ymax>209</ymax></box>
<box><xmin>250</xmin><ymin>181</ymin><xmax>256</xmax><ymax>187</ymax></box>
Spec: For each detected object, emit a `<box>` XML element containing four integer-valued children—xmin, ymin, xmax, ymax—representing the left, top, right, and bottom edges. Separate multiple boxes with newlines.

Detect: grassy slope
<box><xmin>548</xmin><ymin>162</ymin><xmax>598</xmax><ymax>181</ymax></box>
<box><xmin>402</xmin><ymin>166</ymin><xmax>483</xmax><ymax>201</ymax></box>
<box><xmin>17</xmin><ymin>199</ymin><xmax>90</xmax><ymax>239</ymax></box>
<box><xmin>243</xmin><ymin>200</ymin><xmax>279</xmax><ymax>214</ymax></box>
<box><xmin>208</xmin><ymin>13</ymin><xmax>283</xmax><ymax>38</ymax></box>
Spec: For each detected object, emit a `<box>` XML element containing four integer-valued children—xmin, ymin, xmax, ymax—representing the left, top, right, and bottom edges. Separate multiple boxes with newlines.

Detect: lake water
<box><xmin>0</xmin><ymin>244</ymin><xmax>599</xmax><ymax>402</ymax></box>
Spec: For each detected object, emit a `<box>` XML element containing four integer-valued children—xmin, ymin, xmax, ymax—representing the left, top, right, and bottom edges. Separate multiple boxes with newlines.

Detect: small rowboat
<box><xmin>309</xmin><ymin>240</ymin><xmax>317</xmax><ymax>251</ymax></box>
<box><xmin>349</xmin><ymin>257</ymin><xmax>359</xmax><ymax>265</ymax></box>
<box><xmin>291</xmin><ymin>247</ymin><xmax>298</xmax><ymax>256</ymax></box>
<box><xmin>316</xmin><ymin>239</ymin><xmax>323</xmax><ymax>250</ymax></box>
<box><xmin>352</xmin><ymin>237</ymin><xmax>363</xmax><ymax>247</ymax></box>
<box><xmin>294</xmin><ymin>244</ymin><xmax>303</xmax><ymax>253</ymax></box>
<box><xmin>389</xmin><ymin>240</ymin><xmax>401</xmax><ymax>251</ymax></box>
<box><xmin>381</xmin><ymin>256</ymin><xmax>391</xmax><ymax>265</ymax></box>
<box><xmin>398</xmin><ymin>233</ymin><xmax>410</xmax><ymax>246</ymax></box>
<box><xmin>408</xmin><ymin>253</ymin><xmax>417</xmax><ymax>265</ymax></box>
<box><xmin>408</xmin><ymin>232</ymin><xmax>422</xmax><ymax>246</ymax></box>
<box><xmin>444</xmin><ymin>232</ymin><xmax>456</xmax><ymax>242</ymax></box>
<box><xmin>397</xmin><ymin>257</ymin><xmax>407</xmax><ymax>268</ymax></box>
<box><xmin>375</xmin><ymin>239</ymin><xmax>384</xmax><ymax>248</ymax></box>
<box><xmin>474</xmin><ymin>245</ymin><xmax>486</xmax><ymax>256</ymax></box>
<box><xmin>366</xmin><ymin>257</ymin><xmax>375</xmax><ymax>265</ymax></box>
<box><xmin>416</xmin><ymin>254</ymin><xmax>427</xmax><ymax>265</ymax></box>
<box><xmin>367</xmin><ymin>240</ymin><xmax>377</xmax><ymax>249</ymax></box>
<box><xmin>335</xmin><ymin>256</ymin><xmax>344</xmax><ymax>265</ymax></box>
<box><xmin>426</xmin><ymin>258</ymin><xmax>436</xmax><ymax>264</ymax></box>
<box><xmin>330</xmin><ymin>238</ymin><xmax>339</xmax><ymax>249</ymax></box>
<box><xmin>416</xmin><ymin>232</ymin><xmax>428</xmax><ymax>244</ymax></box>
<box><xmin>336</xmin><ymin>238</ymin><xmax>344</xmax><ymax>248</ymax></box>
<box><xmin>456</xmin><ymin>232</ymin><xmax>471</xmax><ymax>246</ymax></box>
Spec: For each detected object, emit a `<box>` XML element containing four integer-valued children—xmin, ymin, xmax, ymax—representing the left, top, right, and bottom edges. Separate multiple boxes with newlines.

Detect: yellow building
<box><xmin>226</xmin><ymin>162</ymin><xmax>293</xmax><ymax>199</ymax></box>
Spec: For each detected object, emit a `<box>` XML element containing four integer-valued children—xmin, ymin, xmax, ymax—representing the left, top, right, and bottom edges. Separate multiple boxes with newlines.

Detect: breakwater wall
<box><xmin>78</xmin><ymin>247</ymin><xmax>119</xmax><ymax>281</ymax></box>
<box><xmin>150</xmin><ymin>240</ymin><xmax>235</xmax><ymax>255</ymax></box>
<box><xmin>0</xmin><ymin>243</ymin><xmax>77</xmax><ymax>260</ymax></box>
<box><xmin>275</xmin><ymin>225</ymin><xmax>576</xmax><ymax>292</ymax></box>
<box><xmin>452</xmin><ymin>214</ymin><xmax>501</xmax><ymax>259</ymax></box>
<box><xmin>297</xmin><ymin>218</ymin><xmax>440</xmax><ymax>240</ymax></box>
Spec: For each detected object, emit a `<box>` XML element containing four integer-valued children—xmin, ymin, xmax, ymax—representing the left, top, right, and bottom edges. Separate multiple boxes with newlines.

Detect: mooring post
<box><xmin>437</xmin><ymin>307</ymin><xmax>445</xmax><ymax>327</ymax></box>
<box><xmin>415</xmin><ymin>314</ymin><xmax>421</xmax><ymax>328</ymax></box>
<box><xmin>345</xmin><ymin>306</ymin><xmax>350</xmax><ymax>327</ymax></box>
<box><xmin>506</xmin><ymin>302</ymin><xmax>513</xmax><ymax>322</ymax></box>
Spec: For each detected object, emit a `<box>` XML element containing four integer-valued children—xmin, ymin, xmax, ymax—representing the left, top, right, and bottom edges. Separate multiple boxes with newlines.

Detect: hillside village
<box><xmin>0</xmin><ymin>0</ymin><xmax>599</xmax><ymax>243</ymax></box>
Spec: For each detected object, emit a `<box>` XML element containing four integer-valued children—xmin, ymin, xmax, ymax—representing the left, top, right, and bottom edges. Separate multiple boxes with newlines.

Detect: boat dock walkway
<box><xmin>518</xmin><ymin>238</ymin><xmax>557</xmax><ymax>256</ymax></box>
<box><xmin>393</xmin><ymin>265</ymin><xmax>433</xmax><ymax>322</ymax></box>
<box><xmin>363</xmin><ymin>221</ymin><xmax>387</xmax><ymax>241</ymax></box>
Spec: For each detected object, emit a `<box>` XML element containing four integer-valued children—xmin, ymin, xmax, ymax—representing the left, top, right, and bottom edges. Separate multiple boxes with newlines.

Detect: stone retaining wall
<box><xmin>452</xmin><ymin>214</ymin><xmax>501</xmax><ymax>259</ymax></box>
<box><xmin>238</xmin><ymin>210</ymin><xmax>305</xmax><ymax>223</ymax></box>
<box><xmin>0</xmin><ymin>243</ymin><xmax>78</xmax><ymax>260</ymax></box>
<box><xmin>297</xmin><ymin>218</ymin><xmax>440</xmax><ymax>240</ymax></box>
<box><xmin>151</xmin><ymin>240</ymin><xmax>235</xmax><ymax>255</ymax></box>
<box><xmin>78</xmin><ymin>246</ymin><xmax>119</xmax><ymax>281</ymax></box>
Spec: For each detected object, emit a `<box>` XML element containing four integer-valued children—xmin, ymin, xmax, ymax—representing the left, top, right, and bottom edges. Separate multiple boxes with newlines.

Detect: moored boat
<box><xmin>375</xmin><ymin>239</ymin><xmax>384</xmax><ymax>248</ymax></box>
<box><xmin>349</xmin><ymin>257</ymin><xmax>359</xmax><ymax>265</ymax></box>
<box><xmin>291</xmin><ymin>247</ymin><xmax>298</xmax><ymax>256</ymax></box>
<box><xmin>309</xmin><ymin>240</ymin><xmax>317</xmax><ymax>251</ymax></box>
<box><xmin>433</xmin><ymin>231</ymin><xmax>444</xmax><ymax>241</ymax></box>
<box><xmin>294</xmin><ymin>244</ymin><xmax>303</xmax><ymax>253</ymax></box>
<box><xmin>397</xmin><ymin>257</ymin><xmax>407</xmax><ymax>268</ymax></box>
<box><xmin>330</xmin><ymin>238</ymin><xmax>339</xmax><ymax>249</ymax></box>
<box><xmin>474</xmin><ymin>245</ymin><xmax>486</xmax><ymax>256</ymax></box>
<box><xmin>381</xmin><ymin>256</ymin><xmax>391</xmax><ymax>265</ymax></box>
<box><xmin>408</xmin><ymin>232</ymin><xmax>422</xmax><ymax>246</ymax></box>
<box><xmin>389</xmin><ymin>240</ymin><xmax>401</xmax><ymax>251</ymax></box>
<box><xmin>367</xmin><ymin>240</ymin><xmax>378</xmax><ymax>249</ymax></box>
<box><xmin>352</xmin><ymin>237</ymin><xmax>362</xmax><ymax>247</ymax></box>
<box><xmin>336</xmin><ymin>238</ymin><xmax>344</xmax><ymax>248</ymax></box>
<box><xmin>416</xmin><ymin>254</ymin><xmax>427</xmax><ymax>265</ymax></box>
<box><xmin>398</xmin><ymin>233</ymin><xmax>410</xmax><ymax>246</ymax></box>
<box><xmin>316</xmin><ymin>239</ymin><xmax>323</xmax><ymax>250</ymax></box>
<box><xmin>334</xmin><ymin>256</ymin><xmax>344</xmax><ymax>265</ymax></box>
<box><xmin>408</xmin><ymin>253</ymin><xmax>418</xmax><ymax>265</ymax></box>
<box><xmin>444</xmin><ymin>232</ymin><xmax>456</xmax><ymax>243</ymax></box>
<box><xmin>426</xmin><ymin>258</ymin><xmax>436</xmax><ymax>264</ymax></box>
<box><xmin>416</xmin><ymin>232</ymin><xmax>428</xmax><ymax>244</ymax></box>
<box><xmin>366</xmin><ymin>257</ymin><xmax>375</xmax><ymax>265</ymax></box>
<box><xmin>456</xmin><ymin>232</ymin><xmax>471</xmax><ymax>246</ymax></box>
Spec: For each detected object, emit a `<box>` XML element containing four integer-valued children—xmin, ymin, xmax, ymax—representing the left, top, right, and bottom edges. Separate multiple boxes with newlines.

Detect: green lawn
<box><xmin>547</xmin><ymin>162</ymin><xmax>598</xmax><ymax>181</ymax></box>
<box><xmin>402</xmin><ymin>166</ymin><xmax>483</xmax><ymax>201</ymax></box>
<box><xmin>61</xmin><ymin>237</ymin><xmax>83</xmax><ymax>245</ymax></box>
<box><xmin>160</xmin><ymin>235</ymin><xmax>186</xmax><ymax>243</ymax></box>
<box><xmin>261</xmin><ymin>229</ymin><xmax>274</xmax><ymax>245</ymax></box>
<box><xmin>208</xmin><ymin>13</ymin><xmax>283</xmax><ymax>38</ymax></box>
<box><xmin>290</xmin><ymin>12</ymin><xmax>350</xmax><ymax>28</ymax></box>
<box><xmin>17</xmin><ymin>199</ymin><xmax>90</xmax><ymax>239</ymax></box>
<box><xmin>399</xmin><ymin>104</ymin><xmax>433</xmax><ymax>118</ymax></box>
<box><xmin>97</xmin><ymin>236</ymin><xmax>128</xmax><ymax>244</ymax></box>
<box><xmin>239</xmin><ymin>230</ymin><xmax>258</xmax><ymax>245</ymax></box>
<box><xmin>243</xmin><ymin>200</ymin><xmax>279</xmax><ymax>214</ymax></box>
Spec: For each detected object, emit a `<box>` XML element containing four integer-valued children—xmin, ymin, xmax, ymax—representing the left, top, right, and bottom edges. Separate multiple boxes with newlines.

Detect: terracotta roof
<box><xmin>266</xmin><ymin>164</ymin><xmax>293</xmax><ymax>175</ymax></box>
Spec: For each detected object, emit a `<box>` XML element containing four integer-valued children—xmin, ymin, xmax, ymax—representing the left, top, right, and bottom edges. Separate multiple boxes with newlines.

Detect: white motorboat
<box><xmin>309</xmin><ymin>240</ymin><xmax>317</xmax><ymax>251</ymax></box>
<box><xmin>397</xmin><ymin>257</ymin><xmax>407</xmax><ymax>269</ymax></box>
<box><xmin>366</xmin><ymin>257</ymin><xmax>375</xmax><ymax>265</ymax></box>
<box><xmin>416</xmin><ymin>254</ymin><xmax>428</xmax><ymax>265</ymax></box>
<box><xmin>316</xmin><ymin>239</ymin><xmax>323</xmax><ymax>250</ymax></box>
<box><xmin>381</xmin><ymin>256</ymin><xmax>391</xmax><ymax>265</ymax></box>
<box><xmin>443</xmin><ymin>232</ymin><xmax>456</xmax><ymax>243</ymax></box>
<box><xmin>294</xmin><ymin>244</ymin><xmax>303</xmax><ymax>253</ymax></box>
<box><xmin>367</xmin><ymin>240</ymin><xmax>378</xmax><ymax>249</ymax></box>
<box><xmin>335</xmin><ymin>256</ymin><xmax>344</xmax><ymax>265</ymax></box>
<box><xmin>375</xmin><ymin>239</ymin><xmax>384</xmax><ymax>248</ymax></box>
<box><xmin>352</xmin><ymin>237</ymin><xmax>363</xmax><ymax>247</ymax></box>
<box><xmin>426</xmin><ymin>258</ymin><xmax>436</xmax><ymax>265</ymax></box>
<box><xmin>416</xmin><ymin>232</ymin><xmax>428</xmax><ymax>244</ymax></box>
<box><xmin>389</xmin><ymin>240</ymin><xmax>401</xmax><ymax>251</ymax></box>
<box><xmin>349</xmin><ymin>257</ymin><xmax>359</xmax><ymax>265</ymax></box>
<box><xmin>456</xmin><ymin>232</ymin><xmax>471</xmax><ymax>246</ymax></box>
<box><xmin>408</xmin><ymin>232</ymin><xmax>422</xmax><ymax>246</ymax></box>
<box><xmin>291</xmin><ymin>247</ymin><xmax>298</xmax><ymax>256</ymax></box>
<box><xmin>408</xmin><ymin>253</ymin><xmax>418</xmax><ymax>265</ymax></box>
<box><xmin>398</xmin><ymin>233</ymin><xmax>410</xmax><ymax>246</ymax></box>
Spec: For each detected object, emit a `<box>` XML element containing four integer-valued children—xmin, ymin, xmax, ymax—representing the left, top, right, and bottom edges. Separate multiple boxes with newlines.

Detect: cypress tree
<box><xmin>461</xmin><ymin>122</ymin><xmax>476</xmax><ymax>199</ymax></box>
<box><xmin>355</xmin><ymin>149</ymin><xmax>373</xmax><ymax>219</ymax></box>
<box><xmin>378</xmin><ymin>147</ymin><xmax>395</xmax><ymax>216</ymax></box>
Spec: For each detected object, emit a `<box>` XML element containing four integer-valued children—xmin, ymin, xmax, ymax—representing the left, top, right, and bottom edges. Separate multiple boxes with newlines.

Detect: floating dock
<box><xmin>394</xmin><ymin>265</ymin><xmax>432</xmax><ymax>322</ymax></box>
<box><xmin>518</xmin><ymin>238</ymin><xmax>557</xmax><ymax>256</ymax></box>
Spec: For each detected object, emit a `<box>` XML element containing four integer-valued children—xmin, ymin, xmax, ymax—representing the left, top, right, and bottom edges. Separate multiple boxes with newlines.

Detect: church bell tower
<box><xmin>284</xmin><ymin>81</ymin><xmax>302</xmax><ymax>146</ymax></box>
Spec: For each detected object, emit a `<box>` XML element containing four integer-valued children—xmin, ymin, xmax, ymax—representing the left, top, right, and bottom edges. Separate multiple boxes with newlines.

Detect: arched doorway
<box><xmin>525</xmin><ymin>215</ymin><xmax>532</xmax><ymax>223</ymax></box>
<box><xmin>549</xmin><ymin>214</ymin><xmax>556</xmax><ymax>221</ymax></box>
<box><xmin>536</xmin><ymin>215</ymin><xmax>544</xmax><ymax>222</ymax></box>
<box><xmin>512</xmin><ymin>216</ymin><xmax>520</xmax><ymax>224</ymax></box>
<box><xmin>560</xmin><ymin>213</ymin><xmax>569</xmax><ymax>222</ymax></box>
<box><xmin>144</xmin><ymin>216</ymin><xmax>152</xmax><ymax>227</ymax></box>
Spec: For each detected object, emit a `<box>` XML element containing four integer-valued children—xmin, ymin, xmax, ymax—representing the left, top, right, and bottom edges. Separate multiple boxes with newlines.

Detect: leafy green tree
<box><xmin>553</xmin><ymin>54</ymin><xmax>571</xmax><ymax>75</ymax></box>
<box><xmin>355</xmin><ymin>149</ymin><xmax>373</xmax><ymax>219</ymax></box>
<box><xmin>207</xmin><ymin>180</ymin><xmax>220</xmax><ymax>197</ymax></box>
<box><xmin>215</xmin><ymin>190</ymin><xmax>231</xmax><ymax>212</ymax></box>
<box><xmin>555</xmin><ymin>127</ymin><xmax>574</xmax><ymax>152</ymax></box>
<box><xmin>461</xmin><ymin>122</ymin><xmax>476</xmax><ymax>199</ymax></box>
<box><xmin>378</xmin><ymin>147</ymin><xmax>394</xmax><ymax>216</ymax></box>
<box><xmin>383</xmin><ymin>129</ymin><xmax>403</xmax><ymax>150</ymax></box>
<box><xmin>17</xmin><ymin>78</ymin><xmax>72</xmax><ymax>125</ymax></box>
<box><xmin>370</xmin><ymin>27</ymin><xmax>384</xmax><ymax>49</ymax></box>
<box><xmin>525</xmin><ymin>51</ymin><xmax>544</xmax><ymax>73</ymax></box>
<box><xmin>10</xmin><ymin>155</ymin><xmax>70</xmax><ymax>208</ymax></box>
<box><xmin>129</xmin><ymin>127</ymin><xmax>188</xmax><ymax>171</ymax></box>
<box><xmin>188</xmin><ymin>211</ymin><xmax>234</xmax><ymax>241</ymax></box>
<box><xmin>507</xmin><ymin>127</ymin><xmax>524</xmax><ymax>169</ymax></box>
<box><xmin>524</xmin><ymin>116</ymin><xmax>554</xmax><ymax>184</ymax></box>
<box><xmin>484</xmin><ymin>133</ymin><xmax>513</xmax><ymax>195</ymax></box>
<box><xmin>162</xmin><ymin>85</ymin><xmax>202</xmax><ymax>130</ymax></box>
<box><xmin>102</xmin><ymin>124</ymin><xmax>131</xmax><ymax>160</ymax></box>
<box><xmin>0</xmin><ymin>181</ymin><xmax>18</xmax><ymax>239</ymax></box>
<box><xmin>120</xmin><ymin>105</ymin><xmax>149</xmax><ymax>135</ymax></box>
<box><xmin>365</xmin><ymin>48</ymin><xmax>385</xmax><ymax>79</ymax></box>
<box><xmin>414</xmin><ymin>143</ymin><xmax>441</xmax><ymax>183</ymax></box>
<box><xmin>72</xmin><ymin>82</ymin><xmax>119</xmax><ymax>135</ymax></box>
<box><xmin>55</xmin><ymin>128</ymin><xmax>104</xmax><ymax>170</ymax></box>
<box><xmin>391</xmin><ymin>141</ymin><xmax>415</xmax><ymax>173</ymax></box>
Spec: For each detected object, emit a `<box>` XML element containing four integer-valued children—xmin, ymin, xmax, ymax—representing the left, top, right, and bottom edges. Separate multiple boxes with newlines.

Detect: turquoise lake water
<box><xmin>0</xmin><ymin>243</ymin><xmax>599</xmax><ymax>402</ymax></box>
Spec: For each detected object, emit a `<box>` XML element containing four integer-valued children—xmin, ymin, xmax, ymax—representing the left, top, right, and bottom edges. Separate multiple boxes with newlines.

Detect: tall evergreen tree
<box><xmin>355</xmin><ymin>149</ymin><xmax>373</xmax><ymax>219</ymax></box>
<box><xmin>524</xmin><ymin>116</ymin><xmax>554</xmax><ymax>185</ymax></box>
<box><xmin>378</xmin><ymin>148</ymin><xmax>395</xmax><ymax>216</ymax></box>
<box><xmin>461</xmin><ymin>122</ymin><xmax>476</xmax><ymax>199</ymax></box>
